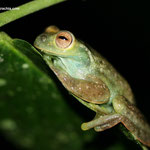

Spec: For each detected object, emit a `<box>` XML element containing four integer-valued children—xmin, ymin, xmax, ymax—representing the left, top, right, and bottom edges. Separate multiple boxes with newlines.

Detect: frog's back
<box><xmin>91</xmin><ymin>49</ymin><xmax>135</xmax><ymax>105</ymax></box>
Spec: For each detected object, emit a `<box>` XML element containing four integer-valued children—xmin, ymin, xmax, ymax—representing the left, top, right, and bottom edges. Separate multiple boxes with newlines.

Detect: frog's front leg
<box><xmin>81</xmin><ymin>96</ymin><xmax>127</xmax><ymax>132</ymax></box>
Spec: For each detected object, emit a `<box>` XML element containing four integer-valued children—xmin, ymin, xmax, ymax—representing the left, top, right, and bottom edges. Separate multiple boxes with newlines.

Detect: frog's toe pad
<box><xmin>81</xmin><ymin>123</ymin><xmax>89</xmax><ymax>131</ymax></box>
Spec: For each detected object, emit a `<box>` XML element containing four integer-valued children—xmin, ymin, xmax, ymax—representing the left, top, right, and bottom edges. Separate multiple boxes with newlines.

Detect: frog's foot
<box><xmin>81</xmin><ymin>113</ymin><xmax>122</xmax><ymax>131</ymax></box>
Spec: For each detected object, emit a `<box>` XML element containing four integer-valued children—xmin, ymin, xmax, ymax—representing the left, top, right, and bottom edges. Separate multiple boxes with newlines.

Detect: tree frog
<box><xmin>34</xmin><ymin>26</ymin><xmax>150</xmax><ymax>148</ymax></box>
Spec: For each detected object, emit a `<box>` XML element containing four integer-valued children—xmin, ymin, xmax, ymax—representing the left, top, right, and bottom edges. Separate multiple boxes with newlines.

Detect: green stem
<box><xmin>0</xmin><ymin>0</ymin><xmax>65</xmax><ymax>27</ymax></box>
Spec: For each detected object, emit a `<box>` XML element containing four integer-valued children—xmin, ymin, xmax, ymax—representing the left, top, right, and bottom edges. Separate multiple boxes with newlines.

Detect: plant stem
<box><xmin>0</xmin><ymin>0</ymin><xmax>65</xmax><ymax>27</ymax></box>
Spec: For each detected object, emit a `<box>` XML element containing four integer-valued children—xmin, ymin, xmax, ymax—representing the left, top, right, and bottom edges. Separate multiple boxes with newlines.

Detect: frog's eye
<box><xmin>55</xmin><ymin>31</ymin><xmax>73</xmax><ymax>49</ymax></box>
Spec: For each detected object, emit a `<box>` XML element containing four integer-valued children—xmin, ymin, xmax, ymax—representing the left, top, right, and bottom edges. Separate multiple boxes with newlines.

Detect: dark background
<box><xmin>0</xmin><ymin>0</ymin><xmax>150</xmax><ymax>149</ymax></box>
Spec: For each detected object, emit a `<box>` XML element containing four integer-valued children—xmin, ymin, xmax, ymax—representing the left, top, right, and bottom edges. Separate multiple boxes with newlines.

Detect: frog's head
<box><xmin>34</xmin><ymin>26</ymin><xmax>89</xmax><ymax>58</ymax></box>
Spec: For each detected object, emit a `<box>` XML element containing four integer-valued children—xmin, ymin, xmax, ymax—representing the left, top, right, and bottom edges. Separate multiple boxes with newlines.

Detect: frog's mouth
<box><xmin>34</xmin><ymin>44</ymin><xmax>72</xmax><ymax>58</ymax></box>
<box><xmin>34</xmin><ymin>45</ymin><xmax>56</xmax><ymax>56</ymax></box>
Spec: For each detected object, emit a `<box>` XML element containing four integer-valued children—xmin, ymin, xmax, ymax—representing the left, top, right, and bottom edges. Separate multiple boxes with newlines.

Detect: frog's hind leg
<box><xmin>81</xmin><ymin>111</ymin><xmax>150</xmax><ymax>147</ymax></box>
<box><xmin>81</xmin><ymin>96</ymin><xmax>150</xmax><ymax>147</ymax></box>
<box><xmin>112</xmin><ymin>96</ymin><xmax>150</xmax><ymax>147</ymax></box>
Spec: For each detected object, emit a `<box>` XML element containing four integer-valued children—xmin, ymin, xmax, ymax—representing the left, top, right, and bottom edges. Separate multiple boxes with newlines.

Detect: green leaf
<box><xmin>0</xmin><ymin>32</ymin><xmax>95</xmax><ymax>150</ymax></box>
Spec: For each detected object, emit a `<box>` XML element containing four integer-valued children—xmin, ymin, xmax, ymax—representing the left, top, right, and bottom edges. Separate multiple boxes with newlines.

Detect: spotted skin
<box><xmin>34</xmin><ymin>26</ymin><xmax>150</xmax><ymax>148</ymax></box>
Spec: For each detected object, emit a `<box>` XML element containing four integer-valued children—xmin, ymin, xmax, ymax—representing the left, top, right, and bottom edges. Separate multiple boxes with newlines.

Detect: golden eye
<box><xmin>55</xmin><ymin>31</ymin><xmax>73</xmax><ymax>49</ymax></box>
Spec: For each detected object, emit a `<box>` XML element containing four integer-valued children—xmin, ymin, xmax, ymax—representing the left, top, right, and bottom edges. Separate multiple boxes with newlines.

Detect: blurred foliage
<box><xmin>0</xmin><ymin>32</ymin><xmax>95</xmax><ymax>150</ymax></box>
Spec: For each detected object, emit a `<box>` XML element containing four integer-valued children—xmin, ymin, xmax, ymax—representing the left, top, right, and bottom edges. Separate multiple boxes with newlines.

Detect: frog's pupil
<box><xmin>58</xmin><ymin>36</ymin><xmax>68</xmax><ymax>41</ymax></box>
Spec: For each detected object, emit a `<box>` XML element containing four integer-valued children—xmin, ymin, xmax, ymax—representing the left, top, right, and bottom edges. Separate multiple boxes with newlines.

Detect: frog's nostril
<box><xmin>40</xmin><ymin>34</ymin><xmax>47</xmax><ymax>42</ymax></box>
